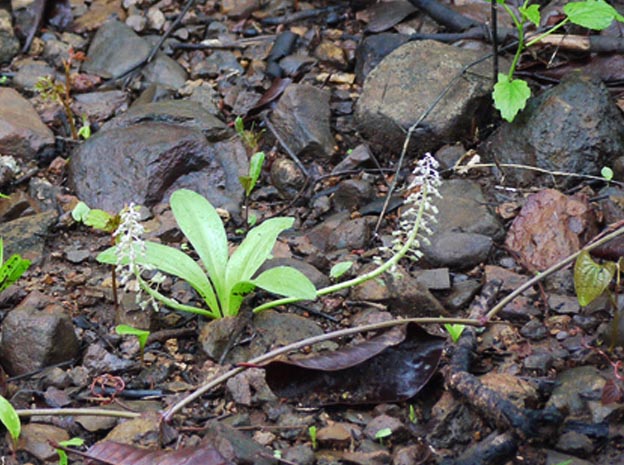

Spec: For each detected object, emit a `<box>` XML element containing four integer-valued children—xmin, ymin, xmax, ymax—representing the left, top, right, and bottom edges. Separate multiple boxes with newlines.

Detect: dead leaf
<box><xmin>262</xmin><ymin>323</ymin><xmax>444</xmax><ymax>406</ymax></box>
<box><xmin>85</xmin><ymin>441</ymin><xmax>233</xmax><ymax>465</ymax></box>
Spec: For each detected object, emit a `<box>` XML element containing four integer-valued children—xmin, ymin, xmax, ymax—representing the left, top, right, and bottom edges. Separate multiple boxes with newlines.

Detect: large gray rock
<box><xmin>69</xmin><ymin>100</ymin><xmax>247</xmax><ymax>213</ymax></box>
<box><xmin>270</xmin><ymin>83</ymin><xmax>335</xmax><ymax>158</ymax></box>
<box><xmin>0</xmin><ymin>209</ymin><xmax>58</xmax><ymax>263</ymax></box>
<box><xmin>0</xmin><ymin>291</ymin><xmax>79</xmax><ymax>376</ymax></box>
<box><xmin>0</xmin><ymin>88</ymin><xmax>55</xmax><ymax>161</ymax></box>
<box><xmin>355</xmin><ymin>40</ymin><xmax>501</xmax><ymax>156</ymax></box>
<box><xmin>0</xmin><ymin>9</ymin><xmax>19</xmax><ymax>64</ymax></box>
<box><xmin>482</xmin><ymin>72</ymin><xmax>624</xmax><ymax>187</ymax></box>
<box><xmin>83</xmin><ymin>19</ymin><xmax>150</xmax><ymax>79</ymax></box>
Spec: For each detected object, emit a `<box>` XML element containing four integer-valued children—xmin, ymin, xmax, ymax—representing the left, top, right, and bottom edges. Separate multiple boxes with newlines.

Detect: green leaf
<box><xmin>0</xmin><ymin>254</ymin><xmax>31</xmax><ymax>293</ymax></box>
<box><xmin>72</xmin><ymin>201</ymin><xmax>91</xmax><ymax>222</ymax></box>
<box><xmin>520</xmin><ymin>3</ymin><xmax>541</xmax><ymax>26</ymax></box>
<box><xmin>564</xmin><ymin>0</ymin><xmax>621</xmax><ymax>29</ymax></box>
<box><xmin>226</xmin><ymin>281</ymin><xmax>257</xmax><ymax>316</ymax></box>
<box><xmin>226</xmin><ymin>217</ymin><xmax>294</xmax><ymax>287</ymax></box>
<box><xmin>574</xmin><ymin>250</ymin><xmax>616</xmax><ymax>306</ymax></box>
<box><xmin>115</xmin><ymin>324</ymin><xmax>150</xmax><ymax>351</ymax></box>
<box><xmin>84</xmin><ymin>209</ymin><xmax>115</xmax><ymax>232</ymax></box>
<box><xmin>375</xmin><ymin>427</ymin><xmax>392</xmax><ymax>439</ymax></box>
<box><xmin>234</xmin><ymin>116</ymin><xmax>245</xmax><ymax>136</ymax></box>
<box><xmin>170</xmin><ymin>189</ymin><xmax>229</xmax><ymax>299</ymax></box>
<box><xmin>444</xmin><ymin>323</ymin><xmax>466</xmax><ymax>343</ymax></box>
<box><xmin>0</xmin><ymin>237</ymin><xmax>3</xmax><ymax>266</ymax></box>
<box><xmin>601</xmin><ymin>166</ymin><xmax>614</xmax><ymax>181</ymax></box>
<box><xmin>247</xmin><ymin>151</ymin><xmax>265</xmax><ymax>196</ymax></box>
<box><xmin>493</xmin><ymin>74</ymin><xmax>531</xmax><ymax>122</ymax></box>
<box><xmin>56</xmin><ymin>437</ymin><xmax>84</xmax><ymax>465</ymax></box>
<box><xmin>0</xmin><ymin>395</ymin><xmax>20</xmax><ymax>449</ymax></box>
<box><xmin>253</xmin><ymin>266</ymin><xmax>317</xmax><ymax>300</ymax></box>
<box><xmin>330</xmin><ymin>261</ymin><xmax>353</xmax><ymax>279</ymax></box>
<box><xmin>97</xmin><ymin>242</ymin><xmax>220</xmax><ymax>315</ymax></box>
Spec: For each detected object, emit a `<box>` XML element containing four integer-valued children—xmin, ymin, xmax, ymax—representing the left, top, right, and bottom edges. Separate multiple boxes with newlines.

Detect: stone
<box><xmin>71</xmin><ymin>0</ymin><xmax>127</xmax><ymax>32</ymax></box>
<box><xmin>306</xmin><ymin>213</ymin><xmax>372</xmax><ymax>253</ymax></box>
<box><xmin>523</xmin><ymin>351</ymin><xmax>554</xmax><ymax>373</ymax></box>
<box><xmin>520</xmin><ymin>319</ymin><xmax>548</xmax><ymax>340</ymax></box>
<box><xmin>82</xmin><ymin>343</ymin><xmax>135</xmax><ymax>373</ymax></box>
<box><xmin>0</xmin><ymin>9</ymin><xmax>19</xmax><ymax>64</ymax></box>
<box><xmin>479</xmin><ymin>372</ymin><xmax>538</xmax><ymax>409</ymax></box>
<box><xmin>354</xmin><ymin>33</ymin><xmax>409</xmax><ymax>84</ymax></box>
<box><xmin>545</xmin><ymin>450</ymin><xmax>592</xmax><ymax>465</ymax></box>
<box><xmin>19</xmin><ymin>423</ymin><xmax>69</xmax><ymax>461</ymax></box>
<box><xmin>555</xmin><ymin>431</ymin><xmax>595</xmax><ymax>457</ymax></box>
<box><xmin>71</xmin><ymin>90</ymin><xmax>129</xmax><ymax>121</ymax></box>
<box><xmin>83</xmin><ymin>19</ymin><xmax>150</xmax><ymax>79</ymax></box>
<box><xmin>204</xmin><ymin>421</ymin><xmax>275</xmax><ymax>465</ymax></box>
<box><xmin>69</xmin><ymin>101</ymin><xmax>247</xmax><ymax>214</ymax></box>
<box><xmin>364</xmin><ymin>414</ymin><xmax>408</xmax><ymax>442</ymax></box>
<box><xmin>225</xmin><ymin>368</ymin><xmax>276</xmax><ymax>406</ymax></box>
<box><xmin>0</xmin><ymin>291</ymin><xmax>79</xmax><ymax>376</ymax></box>
<box><xmin>271</xmin><ymin>84</ymin><xmax>335</xmax><ymax>158</ymax></box>
<box><xmin>0</xmin><ymin>210</ymin><xmax>58</xmax><ymax>263</ymax></box>
<box><xmin>141</xmin><ymin>53</ymin><xmax>188</xmax><ymax>90</ymax></box>
<box><xmin>421</xmin><ymin>231</ymin><xmax>492</xmax><ymax>269</ymax></box>
<box><xmin>547</xmin><ymin>366</ymin><xmax>606</xmax><ymax>416</ymax></box>
<box><xmin>104</xmin><ymin>412</ymin><xmax>160</xmax><ymax>448</ymax></box>
<box><xmin>482</xmin><ymin>73</ymin><xmax>624</xmax><ymax>187</ymax></box>
<box><xmin>12</xmin><ymin>58</ymin><xmax>56</xmax><ymax>91</ymax></box>
<box><xmin>270</xmin><ymin>157</ymin><xmax>306</xmax><ymax>199</ymax></box>
<box><xmin>333</xmin><ymin>179</ymin><xmax>375</xmax><ymax>212</ymax></box>
<box><xmin>0</xmin><ymin>88</ymin><xmax>55</xmax><ymax>161</ymax></box>
<box><xmin>284</xmin><ymin>445</ymin><xmax>315</xmax><ymax>465</ymax></box>
<box><xmin>355</xmin><ymin>40</ymin><xmax>503</xmax><ymax>156</ymax></box>
<box><xmin>317</xmin><ymin>423</ymin><xmax>354</xmax><ymax>448</ymax></box>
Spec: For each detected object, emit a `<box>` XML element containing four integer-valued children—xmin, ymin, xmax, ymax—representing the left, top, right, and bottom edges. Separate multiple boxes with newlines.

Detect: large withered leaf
<box><xmin>360</xmin><ymin>1</ymin><xmax>417</xmax><ymax>32</ymax></box>
<box><xmin>85</xmin><ymin>441</ymin><xmax>232</xmax><ymax>465</ymax></box>
<box><xmin>263</xmin><ymin>323</ymin><xmax>444</xmax><ymax>406</ymax></box>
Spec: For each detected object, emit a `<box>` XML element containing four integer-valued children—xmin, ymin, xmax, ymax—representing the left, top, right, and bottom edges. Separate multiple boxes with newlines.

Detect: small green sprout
<box><xmin>601</xmin><ymin>166</ymin><xmax>614</xmax><ymax>181</ymax></box>
<box><xmin>0</xmin><ymin>238</ymin><xmax>31</xmax><ymax>293</ymax></box>
<box><xmin>408</xmin><ymin>405</ymin><xmax>417</xmax><ymax>424</ymax></box>
<box><xmin>330</xmin><ymin>261</ymin><xmax>353</xmax><ymax>280</ymax></box>
<box><xmin>56</xmin><ymin>437</ymin><xmax>85</xmax><ymax>465</ymax></box>
<box><xmin>444</xmin><ymin>323</ymin><xmax>466</xmax><ymax>343</ymax></box>
<box><xmin>239</xmin><ymin>151</ymin><xmax>265</xmax><ymax>229</ymax></box>
<box><xmin>374</xmin><ymin>427</ymin><xmax>392</xmax><ymax>444</ymax></box>
<box><xmin>0</xmin><ymin>75</ymin><xmax>8</xmax><ymax>85</ymax></box>
<box><xmin>77</xmin><ymin>115</ymin><xmax>92</xmax><ymax>140</ymax></box>
<box><xmin>71</xmin><ymin>201</ymin><xmax>118</xmax><ymax>233</ymax></box>
<box><xmin>116</xmin><ymin>324</ymin><xmax>151</xmax><ymax>361</ymax></box>
<box><xmin>308</xmin><ymin>425</ymin><xmax>318</xmax><ymax>449</ymax></box>
<box><xmin>234</xmin><ymin>116</ymin><xmax>265</xmax><ymax>152</ymax></box>
<box><xmin>0</xmin><ymin>394</ymin><xmax>21</xmax><ymax>451</ymax></box>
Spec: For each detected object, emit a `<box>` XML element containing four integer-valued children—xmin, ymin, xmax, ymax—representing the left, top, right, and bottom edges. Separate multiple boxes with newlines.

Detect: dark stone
<box><xmin>520</xmin><ymin>319</ymin><xmax>549</xmax><ymax>340</ymax></box>
<box><xmin>354</xmin><ymin>33</ymin><xmax>409</xmax><ymax>84</ymax></box>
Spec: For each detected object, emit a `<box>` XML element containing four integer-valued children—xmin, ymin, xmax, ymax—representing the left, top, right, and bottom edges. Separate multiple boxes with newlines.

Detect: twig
<box><xmin>16</xmin><ymin>407</ymin><xmax>140</xmax><ymax>419</ymax></box>
<box><xmin>486</xmin><ymin>223</ymin><xmax>624</xmax><ymax>320</ymax></box>
<box><xmin>162</xmin><ymin>316</ymin><xmax>483</xmax><ymax>421</ymax></box>
<box><xmin>146</xmin><ymin>0</ymin><xmax>197</xmax><ymax>63</ymax></box>
<box><xmin>261</xmin><ymin>113</ymin><xmax>309</xmax><ymax>178</ymax></box>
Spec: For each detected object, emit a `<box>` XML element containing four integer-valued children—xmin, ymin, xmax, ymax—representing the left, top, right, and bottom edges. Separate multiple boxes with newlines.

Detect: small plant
<box><xmin>493</xmin><ymin>0</ymin><xmax>624</xmax><ymax>122</ymax></box>
<box><xmin>444</xmin><ymin>323</ymin><xmax>466</xmax><ymax>343</ymax></box>
<box><xmin>35</xmin><ymin>47</ymin><xmax>87</xmax><ymax>139</ymax></box>
<box><xmin>234</xmin><ymin>116</ymin><xmax>264</xmax><ymax>153</ymax></box>
<box><xmin>601</xmin><ymin>166</ymin><xmax>614</xmax><ymax>181</ymax></box>
<box><xmin>0</xmin><ymin>238</ymin><xmax>31</xmax><ymax>293</ymax></box>
<box><xmin>56</xmin><ymin>437</ymin><xmax>85</xmax><ymax>465</ymax></box>
<box><xmin>239</xmin><ymin>151</ymin><xmax>265</xmax><ymax>230</ymax></box>
<box><xmin>0</xmin><ymin>75</ymin><xmax>8</xmax><ymax>85</ymax></box>
<box><xmin>77</xmin><ymin>114</ymin><xmax>92</xmax><ymax>140</ymax></box>
<box><xmin>116</xmin><ymin>324</ymin><xmax>151</xmax><ymax>361</ymax></box>
<box><xmin>308</xmin><ymin>425</ymin><xmax>318</xmax><ymax>449</ymax></box>
<box><xmin>97</xmin><ymin>189</ymin><xmax>317</xmax><ymax>319</ymax></box>
<box><xmin>330</xmin><ymin>261</ymin><xmax>353</xmax><ymax>280</ymax></box>
<box><xmin>574</xmin><ymin>250</ymin><xmax>621</xmax><ymax>350</ymax></box>
<box><xmin>408</xmin><ymin>404</ymin><xmax>417</xmax><ymax>424</ymax></box>
<box><xmin>0</xmin><ymin>394</ymin><xmax>21</xmax><ymax>452</ymax></box>
<box><xmin>374</xmin><ymin>427</ymin><xmax>392</xmax><ymax>444</ymax></box>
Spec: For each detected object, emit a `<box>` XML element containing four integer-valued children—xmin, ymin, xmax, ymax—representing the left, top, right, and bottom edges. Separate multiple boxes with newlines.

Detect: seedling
<box><xmin>0</xmin><ymin>394</ymin><xmax>20</xmax><ymax>452</ymax></box>
<box><xmin>574</xmin><ymin>250</ymin><xmax>622</xmax><ymax>350</ymax></box>
<box><xmin>239</xmin><ymin>151</ymin><xmax>265</xmax><ymax>230</ymax></box>
<box><xmin>492</xmin><ymin>0</ymin><xmax>624</xmax><ymax>122</ymax></box>
<box><xmin>601</xmin><ymin>166</ymin><xmax>614</xmax><ymax>181</ymax></box>
<box><xmin>0</xmin><ymin>75</ymin><xmax>7</xmax><ymax>85</ymax></box>
<box><xmin>56</xmin><ymin>437</ymin><xmax>84</xmax><ymax>465</ymax></box>
<box><xmin>408</xmin><ymin>404</ymin><xmax>417</xmax><ymax>424</ymax></box>
<box><xmin>0</xmin><ymin>238</ymin><xmax>31</xmax><ymax>293</ymax></box>
<box><xmin>330</xmin><ymin>261</ymin><xmax>353</xmax><ymax>280</ymax></box>
<box><xmin>234</xmin><ymin>116</ymin><xmax>264</xmax><ymax>153</ymax></box>
<box><xmin>444</xmin><ymin>323</ymin><xmax>466</xmax><ymax>343</ymax></box>
<box><xmin>308</xmin><ymin>425</ymin><xmax>318</xmax><ymax>449</ymax></box>
<box><xmin>115</xmin><ymin>324</ymin><xmax>150</xmax><ymax>362</ymax></box>
<box><xmin>77</xmin><ymin>115</ymin><xmax>92</xmax><ymax>140</ymax></box>
<box><xmin>98</xmin><ymin>189</ymin><xmax>317</xmax><ymax>319</ymax></box>
<box><xmin>374</xmin><ymin>427</ymin><xmax>392</xmax><ymax>444</ymax></box>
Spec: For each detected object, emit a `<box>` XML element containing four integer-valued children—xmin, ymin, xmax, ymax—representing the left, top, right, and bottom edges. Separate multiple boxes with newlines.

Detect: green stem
<box><xmin>139</xmin><ymin>278</ymin><xmax>219</xmax><ymax>318</ymax></box>
<box><xmin>502</xmin><ymin>3</ymin><xmax>525</xmax><ymax>79</ymax></box>
<box><xmin>525</xmin><ymin>18</ymin><xmax>570</xmax><ymax>48</ymax></box>
<box><xmin>252</xmin><ymin>183</ymin><xmax>432</xmax><ymax>313</ymax></box>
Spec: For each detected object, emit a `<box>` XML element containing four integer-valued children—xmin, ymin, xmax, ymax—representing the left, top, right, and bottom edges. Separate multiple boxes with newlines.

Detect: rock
<box><xmin>332</xmin><ymin>144</ymin><xmax>373</xmax><ymax>173</ymax></box>
<box><xmin>200</xmin><ymin>310</ymin><xmax>330</xmax><ymax>363</ymax></box>
<box><xmin>505</xmin><ymin>189</ymin><xmax>597</xmax><ymax>271</ymax></box>
<box><xmin>354</xmin><ymin>33</ymin><xmax>409</xmax><ymax>84</ymax></box>
<box><xmin>306</xmin><ymin>213</ymin><xmax>372</xmax><ymax>252</ymax></box>
<box><xmin>225</xmin><ymin>368</ymin><xmax>276</xmax><ymax>406</ymax></box>
<box><xmin>0</xmin><ymin>210</ymin><xmax>58</xmax><ymax>262</ymax></box>
<box><xmin>104</xmin><ymin>412</ymin><xmax>160</xmax><ymax>448</ymax></box>
<box><xmin>204</xmin><ymin>421</ymin><xmax>275</xmax><ymax>465</ymax></box>
<box><xmin>393</xmin><ymin>444</ymin><xmax>431</xmax><ymax>465</ymax></box>
<box><xmin>317</xmin><ymin>423</ymin><xmax>354</xmax><ymax>449</ymax></box>
<box><xmin>82</xmin><ymin>343</ymin><xmax>135</xmax><ymax>373</ymax></box>
<box><xmin>270</xmin><ymin>158</ymin><xmax>306</xmax><ymax>199</ymax></box>
<box><xmin>545</xmin><ymin>450</ymin><xmax>593</xmax><ymax>465</ymax></box>
<box><xmin>555</xmin><ymin>431</ymin><xmax>595</xmax><ymax>457</ymax></box>
<box><xmin>0</xmin><ymin>291</ymin><xmax>79</xmax><ymax>376</ymax></box>
<box><xmin>523</xmin><ymin>351</ymin><xmax>554</xmax><ymax>373</ymax></box>
<box><xmin>364</xmin><ymin>414</ymin><xmax>408</xmax><ymax>442</ymax></box>
<box><xmin>428</xmin><ymin>390</ymin><xmax>485</xmax><ymax>448</ymax></box>
<box><xmin>333</xmin><ymin>179</ymin><xmax>375</xmax><ymax>212</ymax></box>
<box><xmin>19</xmin><ymin>423</ymin><xmax>69</xmax><ymax>461</ymax></box>
<box><xmin>141</xmin><ymin>53</ymin><xmax>188</xmax><ymax>90</ymax></box>
<box><xmin>83</xmin><ymin>19</ymin><xmax>150</xmax><ymax>79</ymax></box>
<box><xmin>412</xmin><ymin>268</ymin><xmax>450</xmax><ymax>290</ymax></box>
<box><xmin>0</xmin><ymin>9</ymin><xmax>19</xmax><ymax>64</ymax></box>
<box><xmin>197</xmin><ymin>50</ymin><xmax>244</xmax><ymax>78</ymax></box>
<box><xmin>520</xmin><ymin>319</ymin><xmax>549</xmax><ymax>340</ymax></box>
<box><xmin>548</xmin><ymin>294</ymin><xmax>581</xmax><ymax>314</ymax></box>
<box><xmin>71</xmin><ymin>90</ymin><xmax>130</xmax><ymax>121</ymax></box>
<box><xmin>270</xmin><ymin>84</ymin><xmax>335</xmax><ymax>158</ymax></box>
<box><xmin>547</xmin><ymin>366</ymin><xmax>606</xmax><ymax>416</ymax></box>
<box><xmin>355</xmin><ymin>40</ymin><xmax>502</xmax><ymax>156</ymax></box>
<box><xmin>12</xmin><ymin>58</ymin><xmax>56</xmax><ymax>91</ymax></box>
<box><xmin>284</xmin><ymin>444</ymin><xmax>315</xmax><ymax>465</ymax></box>
<box><xmin>482</xmin><ymin>73</ymin><xmax>624</xmax><ymax>187</ymax></box>
<box><xmin>421</xmin><ymin>231</ymin><xmax>492</xmax><ymax>269</ymax></box>
<box><xmin>315</xmin><ymin>41</ymin><xmax>347</xmax><ymax>69</ymax></box>
<box><xmin>443</xmin><ymin>278</ymin><xmax>482</xmax><ymax>310</ymax></box>
<box><xmin>351</xmin><ymin>264</ymin><xmax>447</xmax><ymax>317</ymax></box>
<box><xmin>0</xmin><ymin>88</ymin><xmax>55</xmax><ymax>161</ymax></box>
<box><xmin>71</xmin><ymin>0</ymin><xmax>127</xmax><ymax>32</ymax></box>
<box><xmin>69</xmin><ymin>101</ymin><xmax>247</xmax><ymax>214</ymax></box>
<box><xmin>479</xmin><ymin>372</ymin><xmax>538</xmax><ymax>408</ymax></box>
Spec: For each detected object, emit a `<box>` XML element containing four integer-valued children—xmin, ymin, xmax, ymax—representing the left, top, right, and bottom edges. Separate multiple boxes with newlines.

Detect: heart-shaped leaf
<box><xmin>574</xmin><ymin>250</ymin><xmax>616</xmax><ymax>306</ymax></box>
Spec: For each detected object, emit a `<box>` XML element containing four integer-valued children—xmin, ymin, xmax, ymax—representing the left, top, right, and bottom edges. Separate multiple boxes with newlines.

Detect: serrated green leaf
<box><xmin>520</xmin><ymin>3</ymin><xmax>541</xmax><ymax>26</ymax></box>
<box><xmin>564</xmin><ymin>0</ymin><xmax>621</xmax><ymax>29</ymax></box>
<box><xmin>253</xmin><ymin>266</ymin><xmax>317</xmax><ymax>300</ymax></box>
<box><xmin>493</xmin><ymin>74</ymin><xmax>532</xmax><ymax>122</ymax></box>
<box><xmin>574</xmin><ymin>250</ymin><xmax>616</xmax><ymax>306</ymax></box>
<box><xmin>602</xmin><ymin>166</ymin><xmax>614</xmax><ymax>180</ymax></box>
<box><xmin>330</xmin><ymin>261</ymin><xmax>353</xmax><ymax>279</ymax></box>
<box><xmin>0</xmin><ymin>395</ymin><xmax>20</xmax><ymax>448</ymax></box>
<box><xmin>170</xmin><ymin>189</ymin><xmax>229</xmax><ymax>300</ymax></box>
<box><xmin>0</xmin><ymin>254</ymin><xmax>31</xmax><ymax>292</ymax></box>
